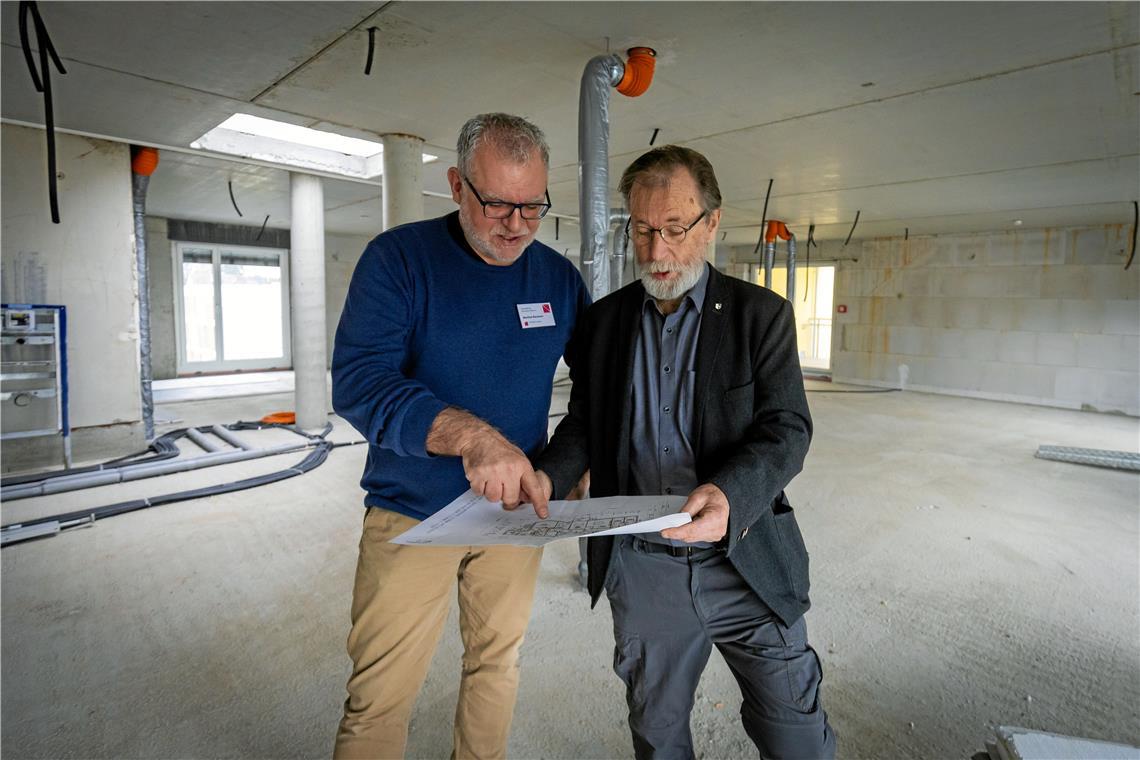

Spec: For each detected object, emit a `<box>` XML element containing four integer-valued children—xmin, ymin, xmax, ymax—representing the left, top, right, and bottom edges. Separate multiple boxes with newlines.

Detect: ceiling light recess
<box><xmin>190</xmin><ymin>114</ymin><xmax>436</xmax><ymax>179</ymax></box>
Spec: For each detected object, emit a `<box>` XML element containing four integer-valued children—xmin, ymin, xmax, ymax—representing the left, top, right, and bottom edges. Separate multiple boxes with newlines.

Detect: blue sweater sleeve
<box><xmin>331</xmin><ymin>237</ymin><xmax>447</xmax><ymax>458</ymax></box>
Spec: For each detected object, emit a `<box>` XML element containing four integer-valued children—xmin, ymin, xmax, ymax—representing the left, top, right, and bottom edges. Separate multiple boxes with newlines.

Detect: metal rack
<box><xmin>1</xmin><ymin>304</ymin><xmax>71</xmax><ymax>467</ymax></box>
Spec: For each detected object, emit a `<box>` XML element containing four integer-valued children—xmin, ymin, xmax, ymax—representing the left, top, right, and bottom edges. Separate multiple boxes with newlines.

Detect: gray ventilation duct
<box><xmin>130</xmin><ymin>146</ymin><xmax>159</xmax><ymax>441</ymax></box>
<box><xmin>577</xmin><ymin>47</ymin><xmax>656</xmax><ymax>302</ymax></box>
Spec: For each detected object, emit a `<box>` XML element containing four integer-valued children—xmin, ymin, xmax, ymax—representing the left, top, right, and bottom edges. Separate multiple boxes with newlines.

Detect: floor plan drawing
<box><xmin>391</xmin><ymin>490</ymin><xmax>690</xmax><ymax>547</ymax></box>
<box><xmin>496</xmin><ymin>513</ymin><xmax>640</xmax><ymax>538</ymax></box>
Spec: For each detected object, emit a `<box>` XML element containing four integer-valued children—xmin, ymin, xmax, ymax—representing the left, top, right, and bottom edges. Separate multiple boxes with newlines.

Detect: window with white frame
<box><xmin>173</xmin><ymin>242</ymin><xmax>291</xmax><ymax>374</ymax></box>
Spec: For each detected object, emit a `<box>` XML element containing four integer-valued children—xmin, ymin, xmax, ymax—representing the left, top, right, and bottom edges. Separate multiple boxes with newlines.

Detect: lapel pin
<box><xmin>714</xmin><ymin>302</ymin><xmax>722</xmax><ymax>310</ymax></box>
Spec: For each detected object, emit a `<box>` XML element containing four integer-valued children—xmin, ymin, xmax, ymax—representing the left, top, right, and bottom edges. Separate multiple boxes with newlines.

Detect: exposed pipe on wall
<box><xmin>611</xmin><ymin>211</ymin><xmax>630</xmax><ymax>292</ymax></box>
<box><xmin>764</xmin><ymin>220</ymin><xmax>795</xmax><ymax>302</ymax></box>
<box><xmin>578</xmin><ymin>47</ymin><xmax>656</xmax><ymax>302</ymax></box>
<box><xmin>131</xmin><ymin>146</ymin><xmax>159</xmax><ymax>441</ymax></box>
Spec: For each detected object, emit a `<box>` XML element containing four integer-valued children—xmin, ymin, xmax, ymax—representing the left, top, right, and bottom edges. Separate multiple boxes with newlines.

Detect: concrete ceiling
<box><xmin>2</xmin><ymin>1</ymin><xmax>1137</xmax><ymax>259</ymax></box>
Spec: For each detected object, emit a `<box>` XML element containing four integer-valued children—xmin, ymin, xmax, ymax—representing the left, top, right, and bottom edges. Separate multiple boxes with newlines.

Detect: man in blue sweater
<box><xmin>331</xmin><ymin>113</ymin><xmax>589</xmax><ymax>759</ymax></box>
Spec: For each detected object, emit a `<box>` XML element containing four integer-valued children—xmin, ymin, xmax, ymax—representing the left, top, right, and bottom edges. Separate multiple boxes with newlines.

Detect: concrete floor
<box><xmin>2</xmin><ymin>383</ymin><xmax>1138</xmax><ymax>758</ymax></box>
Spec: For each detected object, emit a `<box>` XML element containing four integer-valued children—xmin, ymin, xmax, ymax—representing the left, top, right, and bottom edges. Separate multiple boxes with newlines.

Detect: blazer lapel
<box><xmin>693</xmin><ymin>267</ymin><xmax>730</xmax><ymax>450</ymax></box>
<box><xmin>614</xmin><ymin>284</ymin><xmax>642</xmax><ymax>495</ymax></box>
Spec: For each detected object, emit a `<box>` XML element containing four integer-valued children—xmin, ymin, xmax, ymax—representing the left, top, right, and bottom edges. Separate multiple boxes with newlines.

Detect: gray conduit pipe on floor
<box><xmin>2</xmin><ymin>440</ymin><xmax>308</xmax><ymax>500</ymax></box>
<box><xmin>210</xmin><ymin>424</ymin><xmax>252</xmax><ymax>450</ymax></box>
<box><xmin>1</xmin><ymin>422</ymin><xmax>352</xmax><ymax>547</ymax></box>
<box><xmin>184</xmin><ymin>427</ymin><xmax>222</xmax><ymax>453</ymax></box>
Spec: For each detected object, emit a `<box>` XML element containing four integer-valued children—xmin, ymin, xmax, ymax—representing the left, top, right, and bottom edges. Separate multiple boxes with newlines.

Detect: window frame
<box><xmin>172</xmin><ymin>241</ymin><xmax>292</xmax><ymax>375</ymax></box>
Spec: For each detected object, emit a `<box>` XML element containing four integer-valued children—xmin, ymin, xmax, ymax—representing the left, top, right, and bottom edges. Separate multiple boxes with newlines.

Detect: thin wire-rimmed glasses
<box><xmin>463</xmin><ymin>176</ymin><xmax>552</xmax><ymax>220</ymax></box>
<box><xmin>627</xmin><ymin>210</ymin><xmax>708</xmax><ymax>246</ymax></box>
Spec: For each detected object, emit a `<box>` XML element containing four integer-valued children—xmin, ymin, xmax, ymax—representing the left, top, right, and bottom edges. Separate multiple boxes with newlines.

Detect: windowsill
<box><xmin>153</xmin><ymin>370</ymin><xmax>295</xmax><ymax>402</ymax></box>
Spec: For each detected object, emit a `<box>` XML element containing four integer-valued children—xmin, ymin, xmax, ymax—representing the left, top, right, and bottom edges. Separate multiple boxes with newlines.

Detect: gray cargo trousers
<box><xmin>605</xmin><ymin>535</ymin><xmax>837</xmax><ymax>760</ymax></box>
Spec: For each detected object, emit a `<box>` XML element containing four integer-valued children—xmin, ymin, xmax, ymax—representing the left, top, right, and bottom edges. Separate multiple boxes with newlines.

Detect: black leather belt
<box><xmin>634</xmin><ymin>538</ymin><xmax>722</xmax><ymax>561</ymax></box>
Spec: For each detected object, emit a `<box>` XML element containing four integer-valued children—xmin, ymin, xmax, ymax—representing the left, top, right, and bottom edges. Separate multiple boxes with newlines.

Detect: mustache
<box><xmin>642</xmin><ymin>262</ymin><xmax>686</xmax><ymax>274</ymax></box>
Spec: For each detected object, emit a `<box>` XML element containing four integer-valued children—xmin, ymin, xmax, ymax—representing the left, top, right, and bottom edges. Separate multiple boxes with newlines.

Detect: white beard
<box><xmin>640</xmin><ymin>259</ymin><xmax>705</xmax><ymax>301</ymax></box>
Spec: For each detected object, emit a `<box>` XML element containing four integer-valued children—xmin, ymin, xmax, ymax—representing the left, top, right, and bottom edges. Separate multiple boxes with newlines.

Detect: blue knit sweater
<box><xmin>332</xmin><ymin>212</ymin><xmax>589</xmax><ymax>520</ymax></box>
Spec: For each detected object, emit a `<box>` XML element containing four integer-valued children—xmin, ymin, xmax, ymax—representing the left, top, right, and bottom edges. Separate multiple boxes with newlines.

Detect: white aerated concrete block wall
<box><xmin>831</xmin><ymin>227</ymin><xmax>1139</xmax><ymax>415</ymax></box>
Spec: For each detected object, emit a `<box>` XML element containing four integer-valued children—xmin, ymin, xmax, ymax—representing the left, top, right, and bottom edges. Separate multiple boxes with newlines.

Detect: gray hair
<box><xmin>456</xmin><ymin>113</ymin><xmax>550</xmax><ymax>177</ymax></box>
<box><xmin>618</xmin><ymin>144</ymin><xmax>722</xmax><ymax>212</ymax></box>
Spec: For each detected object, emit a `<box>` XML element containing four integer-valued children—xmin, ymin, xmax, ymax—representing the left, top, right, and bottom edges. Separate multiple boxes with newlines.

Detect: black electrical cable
<box><xmin>804</xmin><ymin>224</ymin><xmax>817</xmax><ymax>302</ymax></box>
<box><xmin>19</xmin><ymin>1</ymin><xmax>67</xmax><ymax>224</ymax></box>
<box><xmin>905</xmin><ymin>227</ymin><xmax>909</xmax><ymax>241</ymax></box>
<box><xmin>843</xmin><ymin>210</ymin><xmax>861</xmax><ymax>246</ymax></box>
<box><xmin>0</xmin><ymin>437</ymin><xmax>179</xmax><ymax>488</ymax></box>
<box><xmin>1</xmin><ymin>421</ymin><xmax>343</xmax><ymax>544</ymax></box>
<box><xmin>1125</xmin><ymin>200</ymin><xmax>1137</xmax><ymax>271</ymax></box>
<box><xmin>752</xmin><ymin>178</ymin><xmax>774</xmax><ymax>255</ymax></box>
<box><xmin>555</xmin><ymin>216</ymin><xmax>559</xmax><ymax>240</ymax></box>
<box><xmin>364</xmin><ymin>26</ymin><xmax>378</xmax><ymax>75</ymax></box>
<box><xmin>228</xmin><ymin>180</ymin><xmax>244</xmax><ymax>217</ymax></box>
<box><xmin>649</xmin><ymin>128</ymin><xmax>660</xmax><ymax>146</ymax></box>
<box><xmin>255</xmin><ymin>214</ymin><xmax>270</xmax><ymax>241</ymax></box>
<box><xmin>1</xmin><ymin>422</ymin><xmax>330</xmax><ymax>495</ymax></box>
<box><xmin>3</xmin><ymin>443</ymin><xmax>334</xmax><ymax>537</ymax></box>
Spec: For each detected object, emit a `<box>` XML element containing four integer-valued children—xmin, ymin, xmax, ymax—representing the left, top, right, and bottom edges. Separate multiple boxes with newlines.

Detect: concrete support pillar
<box><xmin>289</xmin><ymin>172</ymin><xmax>327</xmax><ymax>431</ymax></box>
<box><xmin>381</xmin><ymin>133</ymin><xmax>424</xmax><ymax>231</ymax></box>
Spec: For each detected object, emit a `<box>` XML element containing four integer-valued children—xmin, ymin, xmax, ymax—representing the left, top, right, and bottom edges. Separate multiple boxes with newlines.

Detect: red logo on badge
<box><xmin>542</xmin><ymin>304</ymin><xmax>551</xmax><ymax>313</ymax></box>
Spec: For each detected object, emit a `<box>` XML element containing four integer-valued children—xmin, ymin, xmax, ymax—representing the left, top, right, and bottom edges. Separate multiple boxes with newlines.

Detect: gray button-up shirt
<box><xmin>629</xmin><ymin>263</ymin><xmax>713</xmax><ymax>548</ymax></box>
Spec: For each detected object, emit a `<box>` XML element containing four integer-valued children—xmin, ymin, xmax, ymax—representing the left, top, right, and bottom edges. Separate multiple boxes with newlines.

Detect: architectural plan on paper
<box><xmin>391</xmin><ymin>490</ymin><xmax>691</xmax><ymax>547</ymax></box>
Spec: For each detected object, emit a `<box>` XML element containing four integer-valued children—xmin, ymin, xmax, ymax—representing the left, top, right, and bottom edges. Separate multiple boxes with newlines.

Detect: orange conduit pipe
<box><xmin>765</xmin><ymin>220</ymin><xmax>792</xmax><ymax>243</ymax></box>
<box><xmin>131</xmin><ymin>146</ymin><xmax>159</xmax><ymax>176</ymax></box>
<box><xmin>616</xmin><ymin>47</ymin><xmax>656</xmax><ymax>97</ymax></box>
<box><xmin>260</xmin><ymin>412</ymin><xmax>296</xmax><ymax>425</ymax></box>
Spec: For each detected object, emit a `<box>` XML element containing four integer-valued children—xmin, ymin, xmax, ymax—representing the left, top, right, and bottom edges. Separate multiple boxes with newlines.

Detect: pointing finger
<box><xmin>521</xmin><ymin>470</ymin><xmax>548</xmax><ymax>519</ymax></box>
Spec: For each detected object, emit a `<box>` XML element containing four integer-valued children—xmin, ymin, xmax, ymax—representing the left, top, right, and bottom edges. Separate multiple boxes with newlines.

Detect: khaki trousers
<box><xmin>333</xmin><ymin>508</ymin><xmax>543</xmax><ymax>760</ymax></box>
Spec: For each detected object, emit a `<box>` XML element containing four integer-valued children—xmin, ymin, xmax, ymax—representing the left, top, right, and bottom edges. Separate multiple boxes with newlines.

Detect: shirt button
<box><xmin>666</xmin><ymin>327</ymin><xmax>673</xmax><ymax>334</ymax></box>
<box><xmin>665</xmin><ymin>487</ymin><xmax>672</xmax><ymax>494</ymax></box>
<box><xmin>663</xmin><ymin>446</ymin><xmax>670</xmax><ymax>453</ymax></box>
<box><xmin>663</xmin><ymin>405</ymin><xmax>671</xmax><ymax>413</ymax></box>
<box><xmin>663</xmin><ymin>366</ymin><xmax>671</xmax><ymax>374</ymax></box>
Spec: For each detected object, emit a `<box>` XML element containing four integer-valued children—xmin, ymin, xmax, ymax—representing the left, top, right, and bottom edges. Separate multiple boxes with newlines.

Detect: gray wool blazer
<box><xmin>536</xmin><ymin>265</ymin><xmax>816</xmax><ymax>627</ymax></box>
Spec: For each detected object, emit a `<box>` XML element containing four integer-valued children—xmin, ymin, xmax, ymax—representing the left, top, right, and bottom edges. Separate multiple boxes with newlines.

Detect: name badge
<box><xmin>517</xmin><ymin>302</ymin><xmax>556</xmax><ymax>329</ymax></box>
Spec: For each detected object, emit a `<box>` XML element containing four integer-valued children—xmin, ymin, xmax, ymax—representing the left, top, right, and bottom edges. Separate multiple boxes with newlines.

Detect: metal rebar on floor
<box><xmin>1034</xmin><ymin>445</ymin><xmax>1140</xmax><ymax>472</ymax></box>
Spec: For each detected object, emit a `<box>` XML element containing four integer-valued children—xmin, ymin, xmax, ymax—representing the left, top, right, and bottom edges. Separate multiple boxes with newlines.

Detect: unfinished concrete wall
<box><xmin>145</xmin><ymin>216</ymin><xmax>177</xmax><ymax>380</ymax></box>
<box><xmin>325</xmin><ymin>232</ymin><xmax>371</xmax><ymax>365</ymax></box>
<box><xmin>1</xmin><ymin>124</ymin><xmax>143</xmax><ymax>467</ymax></box>
<box><xmin>832</xmin><ymin>226</ymin><xmax>1139</xmax><ymax>415</ymax></box>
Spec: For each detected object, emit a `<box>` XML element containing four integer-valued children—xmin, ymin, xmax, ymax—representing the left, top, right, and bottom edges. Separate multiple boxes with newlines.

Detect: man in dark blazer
<box><xmin>534</xmin><ymin>146</ymin><xmax>836</xmax><ymax>759</ymax></box>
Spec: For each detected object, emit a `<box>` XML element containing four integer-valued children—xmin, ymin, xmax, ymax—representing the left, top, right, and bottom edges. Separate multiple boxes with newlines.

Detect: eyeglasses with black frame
<box><xmin>627</xmin><ymin>210</ymin><xmax>708</xmax><ymax>246</ymax></box>
<box><xmin>463</xmin><ymin>176</ymin><xmax>552</xmax><ymax>220</ymax></box>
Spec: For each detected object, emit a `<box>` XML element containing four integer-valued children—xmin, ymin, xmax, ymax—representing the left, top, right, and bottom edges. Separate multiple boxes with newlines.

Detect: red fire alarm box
<box><xmin>837</xmin><ymin>304</ymin><xmax>848</xmax><ymax>314</ymax></box>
